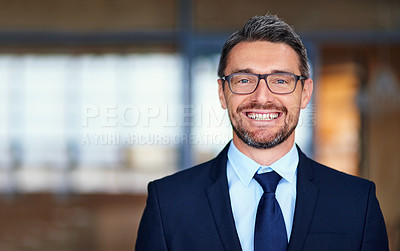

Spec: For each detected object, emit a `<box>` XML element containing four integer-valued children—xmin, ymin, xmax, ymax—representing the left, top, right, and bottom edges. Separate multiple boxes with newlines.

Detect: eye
<box><xmin>231</xmin><ymin>74</ymin><xmax>257</xmax><ymax>85</ymax></box>
<box><xmin>269</xmin><ymin>74</ymin><xmax>293</xmax><ymax>85</ymax></box>
<box><xmin>238</xmin><ymin>78</ymin><xmax>250</xmax><ymax>84</ymax></box>
<box><xmin>275</xmin><ymin>79</ymin><xmax>288</xmax><ymax>84</ymax></box>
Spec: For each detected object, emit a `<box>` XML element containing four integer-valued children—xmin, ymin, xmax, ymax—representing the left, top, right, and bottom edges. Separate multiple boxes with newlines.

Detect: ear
<box><xmin>300</xmin><ymin>78</ymin><xmax>313</xmax><ymax>109</ymax></box>
<box><xmin>218</xmin><ymin>79</ymin><xmax>228</xmax><ymax>109</ymax></box>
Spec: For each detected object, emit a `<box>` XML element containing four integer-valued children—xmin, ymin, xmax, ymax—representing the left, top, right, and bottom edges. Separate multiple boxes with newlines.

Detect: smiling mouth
<box><xmin>246</xmin><ymin>112</ymin><xmax>280</xmax><ymax>121</ymax></box>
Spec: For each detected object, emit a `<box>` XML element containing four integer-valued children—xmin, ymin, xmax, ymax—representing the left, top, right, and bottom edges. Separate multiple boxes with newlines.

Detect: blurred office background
<box><xmin>0</xmin><ymin>0</ymin><xmax>399</xmax><ymax>250</ymax></box>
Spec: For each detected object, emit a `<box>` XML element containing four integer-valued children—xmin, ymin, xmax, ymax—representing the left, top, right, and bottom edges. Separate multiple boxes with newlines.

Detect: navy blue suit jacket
<box><xmin>136</xmin><ymin>144</ymin><xmax>389</xmax><ymax>250</ymax></box>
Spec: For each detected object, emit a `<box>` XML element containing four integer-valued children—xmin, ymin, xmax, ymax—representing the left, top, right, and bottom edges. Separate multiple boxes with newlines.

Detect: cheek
<box><xmin>223</xmin><ymin>92</ymin><xmax>235</xmax><ymax>108</ymax></box>
<box><xmin>281</xmin><ymin>96</ymin><xmax>302</xmax><ymax>116</ymax></box>
<box><xmin>226</xmin><ymin>95</ymin><xmax>245</xmax><ymax>112</ymax></box>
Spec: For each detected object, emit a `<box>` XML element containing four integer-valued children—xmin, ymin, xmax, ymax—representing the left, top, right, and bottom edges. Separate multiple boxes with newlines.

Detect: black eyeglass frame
<box><xmin>221</xmin><ymin>72</ymin><xmax>307</xmax><ymax>95</ymax></box>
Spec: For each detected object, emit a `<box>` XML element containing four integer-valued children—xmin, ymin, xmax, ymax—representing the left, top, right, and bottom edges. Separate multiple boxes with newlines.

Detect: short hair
<box><xmin>217</xmin><ymin>14</ymin><xmax>310</xmax><ymax>79</ymax></box>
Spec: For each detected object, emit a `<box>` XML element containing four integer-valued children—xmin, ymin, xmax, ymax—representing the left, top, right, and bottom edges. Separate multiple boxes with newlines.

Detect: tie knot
<box><xmin>254</xmin><ymin>171</ymin><xmax>281</xmax><ymax>193</ymax></box>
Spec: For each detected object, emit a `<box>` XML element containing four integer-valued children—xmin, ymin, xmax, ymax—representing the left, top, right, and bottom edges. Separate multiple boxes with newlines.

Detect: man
<box><xmin>135</xmin><ymin>14</ymin><xmax>389</xmax><ymax>251</ymax></box>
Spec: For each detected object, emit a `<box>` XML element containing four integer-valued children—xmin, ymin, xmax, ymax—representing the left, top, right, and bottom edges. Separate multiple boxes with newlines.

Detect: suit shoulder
<box><xmin>308</xmin><ymin>157</ymin><xmax>372</xmax><ymax>188</ymax></box>
<box><xmin>151</xmin><ymin>144</ymin><xmax>229</xmax><ymax>189</ymax></box>
<box><xmin>155</xmin><ymin>158</ymin><xmax>214</xmax><ymax>184</ymax></box>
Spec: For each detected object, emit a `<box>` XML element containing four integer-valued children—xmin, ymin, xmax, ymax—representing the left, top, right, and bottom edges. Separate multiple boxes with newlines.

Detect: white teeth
<box><xmin>247</xmin><ymin>113</ymin><xmax>279</xmax><ymax>121</ymax></box>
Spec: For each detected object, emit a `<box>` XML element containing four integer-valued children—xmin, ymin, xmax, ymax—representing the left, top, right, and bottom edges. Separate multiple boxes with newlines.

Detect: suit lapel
<box><xmin>206</xmin><ymin>143</ymin><xmax>319</xmax><ymax>251</ymax></box>
<box><xmin>206</xmin><ymin>143</ymin><xmax>242</xmax><ymax>251</ymax></box>
<box><xmin>288</xmin><ymin>146</ymin><xmax>319</xmax><ymax>251</ymax></box>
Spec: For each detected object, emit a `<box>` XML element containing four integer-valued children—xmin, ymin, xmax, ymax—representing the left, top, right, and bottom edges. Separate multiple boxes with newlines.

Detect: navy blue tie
<box><xmin>254</xmin><ymin>171</ymin><xmax>287</xmax><ymax>251</ymax></box>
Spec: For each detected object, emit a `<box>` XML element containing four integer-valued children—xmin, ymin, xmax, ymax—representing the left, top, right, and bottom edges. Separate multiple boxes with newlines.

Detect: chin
<box><xmin>233</xmin><ymin>123</ymin><xmax>296</xmax><ymax>150</ymax></box>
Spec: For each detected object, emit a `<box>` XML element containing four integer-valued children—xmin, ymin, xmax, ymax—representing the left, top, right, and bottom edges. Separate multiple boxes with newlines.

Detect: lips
<box><xmin>246</xmin><ymin>112</ymin><xmax>280</xmax><ymax>121</ymax></box>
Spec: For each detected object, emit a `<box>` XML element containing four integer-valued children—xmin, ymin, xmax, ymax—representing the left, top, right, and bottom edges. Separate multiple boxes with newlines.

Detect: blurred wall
<box><xmin>0</xmin><ymin>0</ymin><xmax>398</xmax><ymax>32</ymax></box>
<box><xmin>0</xmin><ymin>0</ymin><xmax>399</xmax><ymax>250</ymax></box>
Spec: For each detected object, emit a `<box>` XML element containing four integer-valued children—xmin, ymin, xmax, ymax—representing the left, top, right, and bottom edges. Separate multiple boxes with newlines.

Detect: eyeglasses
<box><xmin>221</xmin><ymin>72</ymin><xmax>307</xmax><ymax>95</ymax></box>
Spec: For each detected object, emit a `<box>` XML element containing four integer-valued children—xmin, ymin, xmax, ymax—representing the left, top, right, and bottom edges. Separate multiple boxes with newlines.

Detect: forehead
<box><xmin>226</xmin><ymin>41</ymin><xmax>301</xmax><ymax>74</ymax></box>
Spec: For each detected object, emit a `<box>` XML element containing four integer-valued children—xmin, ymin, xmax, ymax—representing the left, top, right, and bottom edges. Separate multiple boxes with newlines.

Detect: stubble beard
<box><xmin>229</xmin><ymin>103</ymin><xmax>299</xmax><ymax>149</ymax></box>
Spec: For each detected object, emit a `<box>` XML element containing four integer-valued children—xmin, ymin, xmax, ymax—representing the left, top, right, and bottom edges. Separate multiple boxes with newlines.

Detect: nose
<box><xmin>250</xmin><ymin>78</ymin><xmax>275</xmax><ymax>103</ymax></box>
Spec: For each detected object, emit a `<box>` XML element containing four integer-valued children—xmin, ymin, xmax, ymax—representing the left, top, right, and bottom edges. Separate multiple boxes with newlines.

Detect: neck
<box><xmin>232</xmin><ymin>134</ymin><xmax>295</xmax><ymax>166</ymax></box>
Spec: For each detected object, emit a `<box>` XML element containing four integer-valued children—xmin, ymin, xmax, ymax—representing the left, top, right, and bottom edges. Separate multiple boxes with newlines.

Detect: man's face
<box><xmin>218</xmin><ymin>41</ymin><xmax>313</xmax><ymax>149</ymax></box>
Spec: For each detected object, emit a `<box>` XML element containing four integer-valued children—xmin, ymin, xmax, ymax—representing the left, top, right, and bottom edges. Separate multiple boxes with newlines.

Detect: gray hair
<box><xmin>217</xmin><ymin>14</ymin><xmax>310</xmax><ymax>79</ymax></box>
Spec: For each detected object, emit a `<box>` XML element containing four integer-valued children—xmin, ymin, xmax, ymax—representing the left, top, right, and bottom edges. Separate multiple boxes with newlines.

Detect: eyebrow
<box><xmin>229</xmin><ymin>68</ymin><xmax>296</xmax><ymax>75</ymax></box>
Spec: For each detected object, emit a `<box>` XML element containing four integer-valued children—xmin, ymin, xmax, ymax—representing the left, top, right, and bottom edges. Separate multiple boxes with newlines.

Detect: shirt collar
<box><xmin>227</xmin><ymin>141</ymin><xmax>298</xmax><ymax>187</ymax></box>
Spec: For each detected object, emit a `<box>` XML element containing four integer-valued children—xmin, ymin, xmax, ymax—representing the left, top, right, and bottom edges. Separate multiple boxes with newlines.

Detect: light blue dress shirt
<box><xmin>226</xmin><ymin>141</ymin><xmax>298</xmax><ymax>251</ymax></box>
